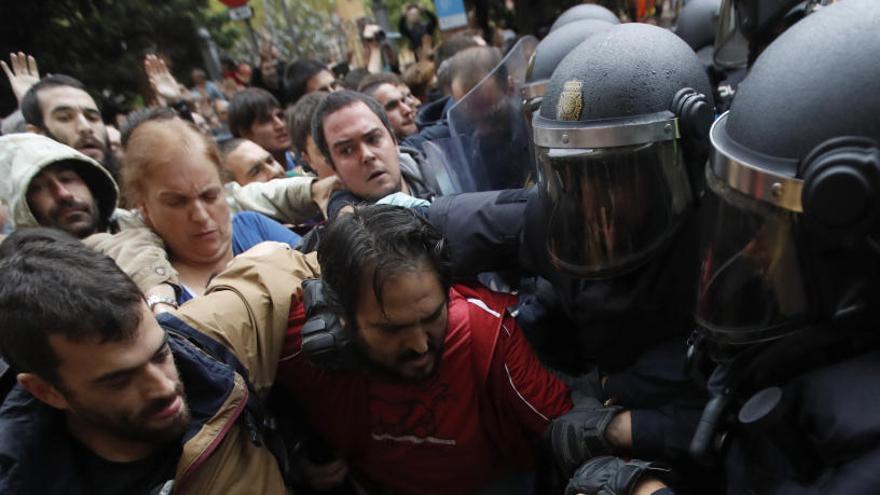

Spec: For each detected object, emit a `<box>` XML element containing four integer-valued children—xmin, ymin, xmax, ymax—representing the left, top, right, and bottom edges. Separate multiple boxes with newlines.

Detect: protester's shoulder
<box><xmin>450</xmin><ymin>283</ymin><xmax>517</xmax><ymax>317</ymax></box>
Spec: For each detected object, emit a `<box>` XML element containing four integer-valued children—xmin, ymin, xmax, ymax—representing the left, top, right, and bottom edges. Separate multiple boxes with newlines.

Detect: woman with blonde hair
<box><xmin>121</xmin><ymin>112</ymin><xmax>300</xmax><ymax>303</ymax></box>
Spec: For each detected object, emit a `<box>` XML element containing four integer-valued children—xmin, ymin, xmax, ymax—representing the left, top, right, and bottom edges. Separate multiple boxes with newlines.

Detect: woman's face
<box><xmin>139</xmin><ymin>136</ymin><xmax>232</xmax><ymax>266</ymax></box>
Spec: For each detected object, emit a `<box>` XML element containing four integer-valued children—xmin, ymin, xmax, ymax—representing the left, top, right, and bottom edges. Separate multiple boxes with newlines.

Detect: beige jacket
<box><xmin>168</xmin><ymin>247</ymin><xmax>321</xmax><ymax>494</ymax></box>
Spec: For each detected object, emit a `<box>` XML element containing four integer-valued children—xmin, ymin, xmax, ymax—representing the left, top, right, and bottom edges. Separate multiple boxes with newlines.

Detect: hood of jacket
<box><xmin>415</xmin><ymin>95</ymin><xmax>452</xmax><ymax>128</ymax></box>
<box><xmin>0</xmin><ymin>133</ymin><xmax>118</xmax><ymax>230</ymax></box>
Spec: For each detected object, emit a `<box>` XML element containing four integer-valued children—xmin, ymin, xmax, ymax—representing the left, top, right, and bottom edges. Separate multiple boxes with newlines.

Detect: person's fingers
<box><xmin>27</xmin><ymin>55</ymin><xmax>37</xmax><ymax>76</ymax></box>
<box><xmin>0</xmin><ymin>61</ymin><xmax>12</xmax><ymax>80</ymax></box>
<box><xmin>11</xmin><ymin>52</ymin><xmax>25</xmax><ymax>74</ymax></box>
<box><xmin>144</xmin><ymin>54</ymin><xmax>155</xmax><ymax>75</ymax></box>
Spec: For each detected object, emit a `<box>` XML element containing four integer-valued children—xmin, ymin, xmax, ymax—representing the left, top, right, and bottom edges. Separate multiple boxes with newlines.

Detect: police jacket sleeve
<box><xmin>226</xmin><ymin>177</ymin><xmax>320</xmax><ymax>225</ymax></box>
<box><xmin>426</xmin><ymin>188</ymin><xmax>532</xmax><ymax>277</ymax></box>
<box><xmin>175</xmin><ymin>248</ymin><xmax>321</xmax><ymax>395</ymax></box>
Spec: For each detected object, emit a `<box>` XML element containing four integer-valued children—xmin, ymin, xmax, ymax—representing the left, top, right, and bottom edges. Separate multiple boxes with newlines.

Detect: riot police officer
<box><xmin>423</xmin><ymin>21</ymin><xmax>720</xmax><ymax>493</ymax></box>
<box><xmin>688</xmin><ymin>0</ymin><xmax>880</xmax><ymax>492</ymax></box>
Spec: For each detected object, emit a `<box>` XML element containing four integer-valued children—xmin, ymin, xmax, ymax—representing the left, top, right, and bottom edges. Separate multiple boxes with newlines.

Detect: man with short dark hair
<box><xmin>286</xmin><ymin>92</ymin><xmax>335</xmax><ymax>179</ymax></box>
<box><xmin>20</xmin><ymin>74</ymin><xmax>114</xmax><ymax>175</ymax></box>
<box><xmin>0</xmin><ymin>228</ymin><xmax>321</xmax><ymax>493</ymax></box>
<box><xmin>283</xmin><ymin>59</ymin><xmax>339</xmax><ymax>105</ymax></box>
<box><xmin>219</xmin><ymin>138</ymin><xmax>286</xmax><ymax>186</ymax></box>
<box><xmin>271</xmin><ymin>205</ymin><xmax>573</xmax><ymax>494</ymax></box>
<box><xmin>311</xmin><ymin>90</ymin><xmax>437</xmax><ymax>211</ymax></box>
<box><xmin>358</xmin><ymin>75</ymin><xmax>418</xmax><ymax>140</ymax></box>
<box><xmin>228</xmin><ymin>88</ymin><xmax>294</xmax><ymax>170</ymax></box>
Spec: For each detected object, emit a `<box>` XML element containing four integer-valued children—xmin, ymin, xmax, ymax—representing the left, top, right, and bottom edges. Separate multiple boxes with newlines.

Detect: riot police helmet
<box><xmin>695</xmin><ymin>0</ymin><xmax>880</xmax><ymax>353</ymax></box>
<box><xmin>675</xmin><ymin>0</ymin><xmax>722</xmax><ymax>67</ymax></box>
<box><xmin>549</xmin><ymin>3</ymin><xmax>620</xmax><ymax>32</ymax></box>
<box><xmin>712</xmin><ymin>0</ymin><xmax>836</xmax><ymax>68</ymax></box>
<box><xmin>522</xmin><ymin>19</ymin><xmax>614</xmax><ymax>115</ymax></box>
<box><xmin>533</xmin><ymin>23</ymin><xmax>714</xmax><ymax>278</ymax></box>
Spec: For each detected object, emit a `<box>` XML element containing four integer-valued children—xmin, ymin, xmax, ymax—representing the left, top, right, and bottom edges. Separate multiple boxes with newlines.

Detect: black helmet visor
<box><xmin>536</xmin><ymin>137</ymin><xmax>691</xmax><ymax>277</ymax></box>
<box><xmin>695</xmin><ymin>166</ymin><xmax>808</xmax><ymax>345</ymax></box>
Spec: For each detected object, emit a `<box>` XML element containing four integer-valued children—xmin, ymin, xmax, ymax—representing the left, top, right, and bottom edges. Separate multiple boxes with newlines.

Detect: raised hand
<box><xmin>144</xmin><ymin>54</ymin><xmax>183</xmax><ymax>104</ymax></box>
<box><xmin>1</xmin><ymin>52</ymin><xmax>41</xmax><ymax>104</ymax></box>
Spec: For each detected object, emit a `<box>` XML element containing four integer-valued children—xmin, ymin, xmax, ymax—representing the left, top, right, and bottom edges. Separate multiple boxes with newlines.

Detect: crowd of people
<box><xmin>0</xmin><ymin>0</ymin><xmax>879</xmax><ymax>494</ymax></box>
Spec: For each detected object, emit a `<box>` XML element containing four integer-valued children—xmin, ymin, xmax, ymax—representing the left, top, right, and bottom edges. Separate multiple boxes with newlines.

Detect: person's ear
<box><xmin>139</xmin><ymin>203</ymin><xmax>154</xmax><ymax>229</ymax></box>
<box><xmin>17</xmin><ymin>373</ymin><xmax>70</xmax><ymax>410</ymax></box>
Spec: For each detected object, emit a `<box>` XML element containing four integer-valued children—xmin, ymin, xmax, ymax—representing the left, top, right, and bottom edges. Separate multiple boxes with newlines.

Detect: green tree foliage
<box><xmin>0</xmin><ymin>0</ymin><xmax>240</xmax><ymax>117</ymax></box>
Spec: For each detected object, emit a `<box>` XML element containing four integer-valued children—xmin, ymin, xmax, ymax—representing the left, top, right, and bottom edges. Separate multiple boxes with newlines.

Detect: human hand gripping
<box><xmin>310</xmin><ymin>175</ymin><xmax>343</xmax><ymax>219</ymax></box>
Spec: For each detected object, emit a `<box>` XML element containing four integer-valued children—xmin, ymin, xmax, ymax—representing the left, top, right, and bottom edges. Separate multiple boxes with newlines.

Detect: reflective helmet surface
<box><xmin>549</xmin><ymin>3</ymin><xmax>620</xmax><ymax>32</ymax></box>
<box><xmin>697</xmin><ymin>0</ymin><xmax>880</xmax><ymax>351</ymax></box>
<box><xmin>528</xmin><ymin>19</ymin><xmax>615</xmax><ymax>84</ymax></box>
<box><xmin>523</xmin><ymin>18</ymin><xmax>614</xmax><ymax>111</ymax></box>
<box><xmin>534</xmin><ymin>23</ymin><xmax>713</xmax><ymax>278</ymax></box>
<box><xmin>540</xmin><ymin>23</ymin><xmax>714</xmax><ymax>122</ymax></box>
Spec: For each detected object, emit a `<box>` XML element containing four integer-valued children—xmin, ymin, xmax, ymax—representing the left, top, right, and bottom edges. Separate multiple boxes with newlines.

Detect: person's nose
<box><xmin>359</xmin><ymin>141</ymin><xmax>377</xmax><ymax>165</ymax></box>
<box><xmin>74</xmin><ymin>113</ymin><xmax>94</xmax><ymax>136</ymax></box>
<box><xmin>49</xmin><ymin>178</ymin><xmax>75</xmax><ymax>203</ymax></box>
<box><xmin>272</xmin><ymin>114</ymin><xmax>286</xmax><ymax>131</ymax></box>
<box><xmin>189</xmin><ymin>200</ymin><xmax>210</xmax><ymax>224</ymax></box>
<box><xmin>401</xmin><ymin>101</ymin><xmax>414</xmax><ymax>118</ymax></box>
<box><xmin>267</xmin><ymin>160</ymin><xmax>285</xmax><ymax>179</ymax></box>
<box><xmin>401</xmin><ymin>326</ymin><xmax>429</xmax><ymax>355</ymax></box>
<box><xmin>142</xmin><ymin>362</ymin><xmax>177</xmax><ymax>400</ymax></box>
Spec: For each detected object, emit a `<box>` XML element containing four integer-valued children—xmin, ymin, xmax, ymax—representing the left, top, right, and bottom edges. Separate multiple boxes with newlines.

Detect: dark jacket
<box><xmin>401</xmin><ymin>96</ymin><xmax>453</xmax><ymax>154</ymax></box>
<box><xmin>722</xmin><ymin>348</ymin><xmax>880</xmax><ymax>494</ymax></box>
<box><xmin>397</xmin><ymin>9</ymin><xmax>437</xmax><ymax>50</ymax></box>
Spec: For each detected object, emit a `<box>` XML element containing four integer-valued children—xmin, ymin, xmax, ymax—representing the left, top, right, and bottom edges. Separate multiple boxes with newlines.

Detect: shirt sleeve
<box><xmin>231</xmin><ymin>211</ymin><xmax>301</xmax><ymax>254</ymax></box>
<box><xmin>226</xmin><ymin>177</ymin><xmax>319</xmax><ymax>224</ymax></box>
<box><xmin>252</xmin><ymin>211</ymin><xmax>302</xmax><ymax>247</ymax></box>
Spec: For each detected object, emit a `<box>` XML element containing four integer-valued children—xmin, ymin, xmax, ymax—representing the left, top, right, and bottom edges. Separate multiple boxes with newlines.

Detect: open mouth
<box><xmin>368</xmin><ymin>170</ymin><xmax>387</xmax><ymax>181</ymax></box>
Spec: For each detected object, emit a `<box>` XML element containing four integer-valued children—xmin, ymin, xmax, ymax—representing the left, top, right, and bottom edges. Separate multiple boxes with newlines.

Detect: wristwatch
<box><xmin>146</xmin><ymin>294</ymin><xmax>179</xmax><ymax>311</ymax></box>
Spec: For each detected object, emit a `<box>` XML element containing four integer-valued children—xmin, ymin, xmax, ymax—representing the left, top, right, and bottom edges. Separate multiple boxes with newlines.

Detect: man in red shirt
<box><xmin>275</xmin><ymin>204</ymin><xmax>573</xmax><ymax>494</ymax></box>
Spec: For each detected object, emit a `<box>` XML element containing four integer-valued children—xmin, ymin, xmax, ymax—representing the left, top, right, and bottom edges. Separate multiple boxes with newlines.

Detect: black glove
<box><xmin>300</xmin><ymin>279</ymin><xmax>359</xmax><ymax>371</ymax></box>
<box><xmin>545</xmin><ymin>398</ymin><xmax>623</xmax><ymax>477</ymax></box>
<box><xmin>565</xmin><ymin>456</ymin><xmax>669</xmax><ymax>495</ymax></box>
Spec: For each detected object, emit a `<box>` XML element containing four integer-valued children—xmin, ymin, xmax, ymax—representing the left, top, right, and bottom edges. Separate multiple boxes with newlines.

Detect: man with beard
<box><xmin>20</xmin><ymin>74</ymin><xmax>116</xmax><ymax>178</ymax></box>
<box><xmin>267</xmin><ymin>205</ymin><xmax>574</xmax><ymax>494</ymax></box>
<box><xmin>1</xmin><ymin>133</ymin><xmax>119</xmax><ymax>239</ymax></box>
<box><xmin>0</xmin><ymin>228</ymin><xmax>312</xmax><ymax>493</ymax></box>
